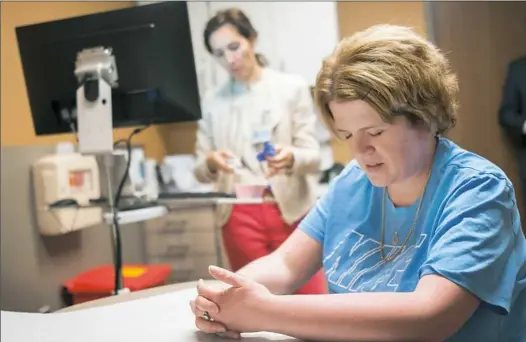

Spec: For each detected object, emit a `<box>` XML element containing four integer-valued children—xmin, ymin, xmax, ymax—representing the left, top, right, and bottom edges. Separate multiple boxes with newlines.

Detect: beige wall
<box><xmin>0</xmin><ymin>145</ymin><xmax>147</xmax><ymax>312</ymax></box>
<box><xmin>429</xmin><ymin>2</ymin><xmax>526</xmax><ymax>227</ymax></box>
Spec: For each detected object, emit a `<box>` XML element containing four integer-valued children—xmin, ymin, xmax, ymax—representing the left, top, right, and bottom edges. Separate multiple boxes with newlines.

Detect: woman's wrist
<box><xmin>283</xmin><ymin>149</ymin><xmax>296</xmax><ymax>175</ymax></box>
<box><xmin>287</xmin><ymin>150</ymin><xmax>295</xmax><ymax>168</ymax></box>
<box><xmin>205</xmin><ymin>153</ymin><xmax>218</xmax><ymax>174</ymax></box>
<box><xmin>254</xmin><ymin>293</ymin><xmax>283</xmax><ymax>333</ymax></box>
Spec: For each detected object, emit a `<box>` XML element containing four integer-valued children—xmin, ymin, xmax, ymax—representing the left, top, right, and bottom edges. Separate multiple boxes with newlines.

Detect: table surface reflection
<box><xmin>57</xmin><ymin>280</ymin><xmax>301</xmax><ymax>342</ymax></box>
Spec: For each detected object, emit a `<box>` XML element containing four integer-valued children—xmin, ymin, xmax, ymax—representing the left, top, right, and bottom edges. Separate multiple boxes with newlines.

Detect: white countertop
<box><xmin>103</xmin><ymin>206</ymin><xmax>168</xmax><ymax>225</ymax></box>
<box><xmin>1</xmin><ymin>280</ymin><xmax>299</xmax><ymax>342</ymax></box>
<box><xmin>157</xmin><ymin>183</ymin><xmax>330</xmax><ymax>209</ymax></box>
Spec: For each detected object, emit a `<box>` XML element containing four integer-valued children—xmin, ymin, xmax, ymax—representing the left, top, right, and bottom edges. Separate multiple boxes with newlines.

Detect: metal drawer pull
<box><xmin>166</xmin><ymin>245</ymin><xmax>189</xmax><ymax>257</ymax></box>
<box><xmin>159</xmin><ymin>220</ymin><xmax>188</xmax><ymax>234</ymax></box>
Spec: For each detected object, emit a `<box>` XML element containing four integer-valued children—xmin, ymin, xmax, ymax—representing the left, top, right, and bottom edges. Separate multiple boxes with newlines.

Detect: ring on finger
<box><xmin>202</xmin><ymin>311</ymin><xmax>214</xmax><ymax>322</ymax></box>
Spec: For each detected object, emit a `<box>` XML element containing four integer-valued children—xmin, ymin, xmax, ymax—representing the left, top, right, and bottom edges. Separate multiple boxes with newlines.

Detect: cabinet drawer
<box><xmin>148</xmin><ymin>255</ymin><xmax>217</xmax><ymax>283</ymax></box>
<box><xmin>145</xmin><ymin>217</ymin><xmax>188</xmax><ymax>234</ymax></box>
<box><xmin>146</xmin><ymin>231</ymin><xmax>216</xmax><ymax>257</ymax></box>
<box><xmin>167</xmin><ymin>267</ymin><xmax>213</xmax><ymax>283</ymax></box>
<box><xmin>145</xmin><ymin>207</ymin><xmax>216</xmax><ymax>234</ymax></box>
<box><xmin>167</xmin><ymin>207</ymin><xmax>215</xmax><ymax>231</ymax></box>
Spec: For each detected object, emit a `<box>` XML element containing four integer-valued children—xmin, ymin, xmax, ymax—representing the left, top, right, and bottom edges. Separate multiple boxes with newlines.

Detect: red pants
<box><xmin>222</xmin><ymin>203</ymin><xmax>327</xmax><ymax>294</ymax></box>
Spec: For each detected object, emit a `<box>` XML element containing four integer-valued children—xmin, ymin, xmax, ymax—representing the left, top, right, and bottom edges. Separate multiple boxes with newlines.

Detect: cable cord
<box><xmin>111</xmin><ymin>125</ymin><xmax>150</xmax><ymax>294</ymax></box>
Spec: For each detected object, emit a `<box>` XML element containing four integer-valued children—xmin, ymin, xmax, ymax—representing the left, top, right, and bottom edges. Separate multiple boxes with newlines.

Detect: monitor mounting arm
<box><xmin>74</xmin><ymin>47</ymin><xmax>128</xmax><ymax>294</ymax></box>
<box><xmin>74</xmin><ymin>47</ymin><xmax>118</xmax><ymax>156</ymax></box>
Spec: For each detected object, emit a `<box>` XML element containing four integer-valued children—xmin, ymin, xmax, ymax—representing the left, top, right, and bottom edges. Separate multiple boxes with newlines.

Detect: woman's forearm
<box><xmin>193</xmin><ymin>156</ymin><xmax>216</xmax><ymax>183</ymax></box>
<box><xmin>261</xmin><ymin>292</ymin><xmax>440</xmax><ymax>342</ymax></box>
<box><xmin>235</xmin><ymin>254</ymin><xmax>299</xmax><ymax>295</ymax></box>
<box><xmin>290</xmin><ymin>147</ymin><xmax>320</xmax><ymax>176</ymax></box>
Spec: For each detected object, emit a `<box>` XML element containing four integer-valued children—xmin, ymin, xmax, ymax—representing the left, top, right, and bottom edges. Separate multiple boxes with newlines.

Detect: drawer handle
<box><xmin>166</xmin><ymin>245</ymin><xmax>190</xmax><ymax>257</ymax></box>
<box><xmin>159</xmin><ymin>220</ymin><xmax>188</xmax><ymax>234</ymax></box>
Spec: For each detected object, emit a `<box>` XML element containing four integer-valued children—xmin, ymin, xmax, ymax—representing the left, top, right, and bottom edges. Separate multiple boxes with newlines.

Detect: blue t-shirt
<box><xmin>300</xmin><ymin>137</ymin><xmax>526</xmax><ymax>342</ymax></box>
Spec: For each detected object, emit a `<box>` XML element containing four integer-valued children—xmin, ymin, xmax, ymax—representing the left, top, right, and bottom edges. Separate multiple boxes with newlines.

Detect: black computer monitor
<box><xmin>16</xmin><ymin>1</ymin><xmax>202</xmax><ymax>136</ymax></box>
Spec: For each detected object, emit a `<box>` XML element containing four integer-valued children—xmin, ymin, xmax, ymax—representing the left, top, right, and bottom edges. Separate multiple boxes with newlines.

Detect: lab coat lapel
<box><xmin>212</xmin><ymin>89</ymin><xmax>242</xmax><ymax>154</ymax></box>
<box><xmin>241</xmin><ymin>74</ymin><xmax>284</xmax><ymax>174</ymax></box>
<box><xmin>262</xmin><ymin>72</ymin><xmax>283</xmax><ymax>139</ymax></box>
<box><xmin>214</xmin><ymin>89</ymin><xmax>259</xmax><ymax>174</ymax></box>
<box><xmin>239</xmin><ymin>94</ymin><xmax>263</xmax><ymax>175</ymax></box>
<box><xmin>210</xmin><ymin>92</ymin><xmax>229</xmax><ymax>150</ymax></box>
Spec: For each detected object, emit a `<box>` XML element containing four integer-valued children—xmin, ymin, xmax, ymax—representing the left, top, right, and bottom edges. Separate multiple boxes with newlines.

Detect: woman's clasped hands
<box><xmin>189</xmin><ymin>266</ymin><xmax>274</xmax><ymax>339</ymax></box>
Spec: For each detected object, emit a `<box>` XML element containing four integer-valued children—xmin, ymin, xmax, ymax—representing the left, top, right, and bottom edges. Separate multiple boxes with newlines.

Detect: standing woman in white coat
<box><xmin>193</xmin><ymin>8</ymin><xmax>326</xmax><ymax>294</ymax></box>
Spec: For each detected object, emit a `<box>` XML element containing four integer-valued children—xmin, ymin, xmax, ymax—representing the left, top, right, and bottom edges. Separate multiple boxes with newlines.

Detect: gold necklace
<box><xmin>379</xmin><ymin>164</ymin><xmax>433</xmax><ymax>262</ymax></box>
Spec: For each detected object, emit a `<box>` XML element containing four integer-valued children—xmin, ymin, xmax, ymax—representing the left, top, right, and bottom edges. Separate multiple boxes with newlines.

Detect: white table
<box><xmin>1</xmin><ymin>280</ymin><xmax>301</xmax><ymax>342</ymax></box>
<box><xmin>58</xmin><ymin>280</ymin><xmax>202</xmax><ymax>312</ymax></box>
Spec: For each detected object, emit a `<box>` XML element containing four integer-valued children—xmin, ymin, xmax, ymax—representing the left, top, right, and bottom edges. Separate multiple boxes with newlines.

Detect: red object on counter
<box><xmin>63</xmin><ymin>264</ymin><xmax>172</xmax><ymax>305</ymax></box>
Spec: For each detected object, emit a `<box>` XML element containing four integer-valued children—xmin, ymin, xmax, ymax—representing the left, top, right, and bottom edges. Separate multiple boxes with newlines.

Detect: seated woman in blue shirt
<box><xmin>189</xmin><ymin>24</ymin><xmax>526</xmax><ymax>342</ymax></box>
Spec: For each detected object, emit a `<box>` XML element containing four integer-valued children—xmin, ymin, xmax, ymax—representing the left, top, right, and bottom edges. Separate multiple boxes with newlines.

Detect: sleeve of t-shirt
<box><xmin>298</xmin><ymin>177</ymin><xmax>337</xmax><ymax>244</ymax></box>
<box><xmin>419</xmin><ymin>173</ymin><xmax>521</xmax><ymax>315</ymax></box>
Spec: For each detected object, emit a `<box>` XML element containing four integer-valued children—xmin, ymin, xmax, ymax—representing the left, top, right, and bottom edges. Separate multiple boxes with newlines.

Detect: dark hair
<box><xmin>203</xmin><ymin>8</ymin><xmax>268</xmax><ymax>67</ymax></box>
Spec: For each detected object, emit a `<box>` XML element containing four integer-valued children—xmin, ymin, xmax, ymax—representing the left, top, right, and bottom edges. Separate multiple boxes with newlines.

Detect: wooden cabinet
<box><xmin>143</xmin><ymin>203</ymin><xmax>225</xmax><ymax>283</ymax></box>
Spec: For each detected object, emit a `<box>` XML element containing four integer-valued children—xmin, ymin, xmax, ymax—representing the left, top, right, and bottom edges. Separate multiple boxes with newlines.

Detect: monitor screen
<box><xmin>16</xmin><ymin>2</ymin><xmax>202</xmax><ymax>136</ymax></box>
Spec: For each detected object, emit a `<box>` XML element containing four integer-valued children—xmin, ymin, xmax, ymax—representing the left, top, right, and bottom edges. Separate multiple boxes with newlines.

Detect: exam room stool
<box><xmin>62</xmin><ymin>264</ymin><xmax>171</xmax><ymax>306</ymax></box>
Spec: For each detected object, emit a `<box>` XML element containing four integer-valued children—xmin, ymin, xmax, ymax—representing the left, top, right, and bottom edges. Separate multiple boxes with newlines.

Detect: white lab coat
<box><xmin>193</xmin><ymin>68</ymin><xmax>321</xmax><ymax>226</ymax></box>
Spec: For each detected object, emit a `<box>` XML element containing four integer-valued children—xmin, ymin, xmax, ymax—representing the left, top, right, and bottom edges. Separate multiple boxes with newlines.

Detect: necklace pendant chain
<box><xmin>392</xmin><ymin>232</ymin><xmax>400</xmax><ymax>246</ymax></box>
<box><xmin>379</xmin><ymin>154</ymin><xmax>435</xmax><ymax>262</ymax></box>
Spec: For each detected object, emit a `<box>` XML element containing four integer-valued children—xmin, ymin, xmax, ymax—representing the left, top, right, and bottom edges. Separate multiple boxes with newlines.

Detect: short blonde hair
<box><xmin>314</xmin><ymin>24</ymin><xmax>458</xmax><ymax>137</ymax></box>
